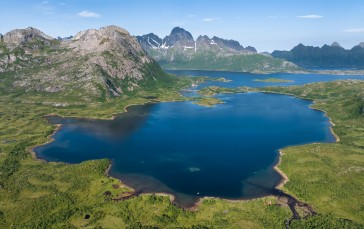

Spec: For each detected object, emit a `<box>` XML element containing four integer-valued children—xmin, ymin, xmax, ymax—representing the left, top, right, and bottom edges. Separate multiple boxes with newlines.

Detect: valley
<box><xmin>0</xmin><ymin>22</ymin><xmax>363</xmax><ymax>228</ymax></box>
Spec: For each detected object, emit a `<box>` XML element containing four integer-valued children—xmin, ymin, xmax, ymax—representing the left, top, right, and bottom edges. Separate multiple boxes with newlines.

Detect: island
<box><xmin>193</xmin><ymin>97</ymin><xmax>224</xmax><ymax>107</ymax></box>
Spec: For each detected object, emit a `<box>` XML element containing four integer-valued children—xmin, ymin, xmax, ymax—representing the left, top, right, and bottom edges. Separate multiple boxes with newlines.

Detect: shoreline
<box><xmin>262</xmin><ymin>90</ymin><xmax>340</xmax><ymax>191</ymax></box>
<box><xmin>167</xmin><ymin>68</ymin><xmax>364</xmax><ymax>76</ymax></box>
<box><xmin>27</xmin><ymin>88</ymin><xmax>340</xmax><ymax>211</ymax></box>
<box><xmin>260</xmin><ymin>90</ymin><xmax>340</xmax><ymax>144</ymax></box>
<box><xmin>28</xmin><ymin>122</ymin><xmax>62</xmax><ymax>163</ymax></box>
<box><xmin>28</xmin><ymin>97</ymin><xmax>189</xmax><ymax>159</ymax></box>
<box><xmin>274</xmin><ymin>150</ymin><xmax>289</xmax><ymax>189</ymax></box>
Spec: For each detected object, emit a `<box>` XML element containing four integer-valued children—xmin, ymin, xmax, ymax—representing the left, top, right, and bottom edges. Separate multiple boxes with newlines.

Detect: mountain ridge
<box><xmin>136</xmin><ymin>27</ymin><xmax>300</xmax><ymax>73</ymax></box>
<box><xmin>272</xmin><ymin>42</ymin><xmax>364</xmax><ymax>68</ymax></box>
<box><xmin>0</xmin><ymin>25</ymin><xmax>176</xmax><ymax>104</ymax></box>
<box><xmin>136</xmin><ymin>27</ymin><xmax>256</xmax><ymax>53</ymax></box>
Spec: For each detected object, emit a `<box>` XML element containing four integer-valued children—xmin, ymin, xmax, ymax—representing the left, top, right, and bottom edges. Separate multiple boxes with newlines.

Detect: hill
<box><xmin>0</xmin><ymin>26</ymin><xmax>181</xmax><ymax>104</ymax></box>
<box><xmin>272</xmin><ymin>42</ymin><xmax>364</xmax><ymax>69</ymax></box>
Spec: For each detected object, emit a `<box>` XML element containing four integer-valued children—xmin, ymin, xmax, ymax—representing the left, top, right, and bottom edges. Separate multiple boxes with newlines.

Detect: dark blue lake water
<box><xmin>35</xmin><ymin>91</ymin><xmax>336</xmax><ymax>207</ymax></box>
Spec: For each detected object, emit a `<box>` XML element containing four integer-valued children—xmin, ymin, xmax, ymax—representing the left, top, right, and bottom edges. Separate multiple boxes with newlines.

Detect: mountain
<box><xmin>136</xmin><ymin>27</ymin><xmax>300</xmax><ymax>73</ymax></box>
<box><xmin>0</xmin><ymin>26</ymin><xmax>175</xmax><ymax>103</ymax></box>
<box><xmin>272</xmin><ymin>42</ymin><xmax>364</xmax><ymax>68</ymax></box>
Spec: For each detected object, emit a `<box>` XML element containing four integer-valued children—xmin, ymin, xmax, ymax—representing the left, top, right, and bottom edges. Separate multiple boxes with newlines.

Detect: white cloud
<box><xmin>342</xmin><ymin>28</ymin><xmax>364</xmax><ymax>33</ymax></box>
<box><xmin>203</xmin><ymin>18</ymin><xmax>220</xmax><ymax>22</ymax></box>
<box><xmin>78</xmin><ymin>10</ymin><xmax>101</xmax><ymax>18</ymax></box>
<box><xmin>297</xmin><ymin>14</ymin><xmax>323</xmax><ymax>19</ymax></box>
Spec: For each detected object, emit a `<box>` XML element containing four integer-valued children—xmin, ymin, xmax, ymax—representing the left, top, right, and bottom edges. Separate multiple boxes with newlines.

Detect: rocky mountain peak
<box><xmin>358</xmin><ymin>42</ymin><xmax>364</xmax><ymax>48</ymax></box>
<box><xmin>3</xmin><ymin>27</ymin><xmax>54</xmax><ymax>45</ymax></box>
<box><xmin>272</xmin><ymin>42</ymin><xmax>364</xmax><ymax>68</ymax></box>
<box><xmin>164</xmin><ymin>27</ymin><xmax>194</xmax><ymax>47</ymax></box>
<box><xmin>69</xmin><ymin>25</ymin><xmax>147</xmax><ymax>59</ymax></box>
<box><xmin>1</xmin><ymin>25</ymin><xmax>168</xmax><ymax>100</ymax></box>
<box><xmin>136</xmin><ymin>33</ymin><xmax>163</xmax><ymax>50</ymax></box>
<box><xmin>331</xmin><ymin>42</ymin><xmax>342</xmax><ymax>47</ymax></box>
<box><xmin>211</xmin><ymin>36</ymin><xmax>246</xmax><ymax>51</ymax></box>
<box><xmin>170</xmin><ymin>27</ymin><xmax>191</xmax><ymax>36</ymax></box>
<box><xmin>73</xmin><ymin>25</ymin><xmax>130</xmax><ymax>41</ymax></box>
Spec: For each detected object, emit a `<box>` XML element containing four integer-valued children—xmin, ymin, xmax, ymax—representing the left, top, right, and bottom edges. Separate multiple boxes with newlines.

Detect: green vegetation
<box><xmin>195</xmin><ymin>80</ymin><xmax>364</xmax><ymax>227</ymax></box>
<box><xmin>149</xmin><ymin>49</ymin><xmax>303</xmax><ymax>73</ymax></box>
<box><xmin>193</xmin><ymin>97</ymin><xmax>224</xmax><ymax>107</ymax></box>
<box><xmin>258</xmin><ymin>80</ymin><xmax>364</xmax><ymax>225</ymax></box>
<box><xmin>198</xmin><ymin>86</ymin><xmax>251</xmax><ymax>96</ymax></box>
<box><xmin>213</xmin><ymin>77</ymin><xmax>232</xmax><ymax>82</ymax></box>
<box><xmin>0</xmin><ymin>79</ymin><xmax>292</xmax><ymax>228</ymax></box>
<box><xmin>1</xmin><ymin>59</ymin><xmax>363</xmax><ymax>229</ymax></box>
<box><xmin>253</xmin><ymin>78</ymin><xmax>294</xmax><ymax>83</ymax></box>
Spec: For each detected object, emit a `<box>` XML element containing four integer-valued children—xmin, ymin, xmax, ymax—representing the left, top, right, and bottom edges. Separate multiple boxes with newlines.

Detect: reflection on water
<box><xmin>35</xmin><ymin>92</ymin><xmax>335</xmax><ymax>207</ymax></box>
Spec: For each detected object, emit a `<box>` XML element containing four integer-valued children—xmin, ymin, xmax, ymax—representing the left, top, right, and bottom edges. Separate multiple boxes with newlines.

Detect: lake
<box><xmin>35</xmin><ymin>87</ymin><xmax>336</xmax><ymax>206</ymax></box>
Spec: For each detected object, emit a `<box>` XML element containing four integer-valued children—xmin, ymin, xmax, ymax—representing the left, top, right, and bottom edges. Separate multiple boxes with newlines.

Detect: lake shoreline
<box><xmin>29</xmin><ymin>88</ymin><xmax>339</xmax><ymax>210</ymax></box>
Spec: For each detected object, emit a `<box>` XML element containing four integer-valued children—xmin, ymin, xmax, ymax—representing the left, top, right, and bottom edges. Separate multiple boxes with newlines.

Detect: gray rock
<box><xmin>0</xmin><ymin>25</ymin><xmax>167</xmax><ymax>101</ymax></box>
<box><xmin>3</xmin><ymin>27</ymin><xmax>54</xmax><ymax>45</ymax></box>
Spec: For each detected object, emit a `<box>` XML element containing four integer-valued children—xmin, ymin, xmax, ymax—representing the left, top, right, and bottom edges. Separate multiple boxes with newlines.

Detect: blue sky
<box><xmin>1</xmin><ymin>0</ymin><xmax>363</xmax><ymax>52</ymax></box>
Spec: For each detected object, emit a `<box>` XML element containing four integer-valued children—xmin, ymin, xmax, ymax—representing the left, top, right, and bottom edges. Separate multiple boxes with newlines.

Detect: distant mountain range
<box><xmin>272</xmin><ymin>42</ymin><xmax>364</xmax><ymax>69</ymax></box>
<box><xmin>136</xmin><ymin>27</ymin><xmax>301</xmax><ymax>73</ymax></box>
<box><xmin>0</xmin><ymin>26</ymin><xmax>174</xmax><ymax>103</ymax></box>
<box><xmin>137</xmin><ymin>27</ymin><xmax>257</xmax><ymax>53</ymax></box>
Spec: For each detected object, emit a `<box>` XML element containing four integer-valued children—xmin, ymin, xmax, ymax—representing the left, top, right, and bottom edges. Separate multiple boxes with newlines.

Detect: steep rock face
<box><xmin>164</xmin><ymin>27</ymin><xmax>195</xmax><ymax>48</ymax></box>
<box><xmin>0</xmin><ymin>26</ymin><xmax>169</xmax><ymax>102</ymax></box>
<box><xmin>136</xmin><ymin>27</ymin><xmax>300</xmax><ymax>73</ymax></box>
<box><xmin>137</xmin><ymin>27</ymin><xmax>255</xmax><ymax>53</ymax></box>
<box><xmin>272</xmin><ymin>42</ymin><xmax>364</xmax><ymax>68</ymax></box>
<box><xmin>66</xmin><ymin>25</ymin><xmax>154</xmax><ymax>81</ymax></box>
<box><xmin>211</xmin><ymin>36</ymin><xmax>246</xmax><ymax>52</ymax></box>
<box><xmin>137</xmin><ymin>33</ymin><xmax>163</xmax><ymax>50</ymax></box>
<box><xmin>3</xmin><ymin>27</ymin><xmax>54</xmax><ymax>46</ymax></box>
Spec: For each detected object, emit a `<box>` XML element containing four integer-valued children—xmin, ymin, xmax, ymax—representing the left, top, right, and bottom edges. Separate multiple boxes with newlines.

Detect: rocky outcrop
<box><xmin>0</xmin><ymin>25</ymin><xmax>169</xmax><ymax>101</ymax></box>
<box><xmin>3</xmin><ymin>27</ymin><xmax>54</xmax><ymax>45</ymax></box>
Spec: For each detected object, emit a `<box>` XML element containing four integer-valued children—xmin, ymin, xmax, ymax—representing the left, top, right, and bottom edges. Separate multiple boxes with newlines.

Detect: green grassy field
<box><xmin>158</xmin><ymin>52</ymin><xmax>301</xmax><ymax>74</ymax></box>
<box><xmin>0</xmin><ymin>75</ymin><xmax>292</xmax><ymax>228</ymax></box>
<box><xmin>0</xmin><ymin>79</ymin><xmax>363</xmax><ymax>228</ymax></box>
<box><xmin>259</xmin><ymin>80</ymin><xmax>364</xmax><ymax>227</ymax></box>
<box><xmin>193</xmin><ymin>97</ymin><xmax>224</xmax><ymax>107</ymax></box>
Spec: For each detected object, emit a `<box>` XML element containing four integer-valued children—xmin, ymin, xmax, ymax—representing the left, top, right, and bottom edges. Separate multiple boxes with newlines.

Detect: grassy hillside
<box><xmin>0</xmin><ymin>84</ymin><xmax>292</xmax><ymax>228</ymax></box>
<box><xmin>0</xmin><ymin>76</ymin><xmax>363</xmax><ymax>227</ymax></box>
<box><xmin>259</xmin><ymin>81</ymin><xmax>364</xmax><ymax>226</ymax></box>
<box><xmin>196</xmin><ymin>80</ymin><xmax>364</xmax><ymax>227</ymax></box>
<box><xmin>149</xmin><ymin>50</ymin><xmax>302</xmax><ymax>73</ymax></box>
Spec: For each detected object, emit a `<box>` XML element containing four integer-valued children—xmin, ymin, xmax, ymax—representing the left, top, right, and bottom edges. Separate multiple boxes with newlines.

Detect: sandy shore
<box><xmin>274</xmin><ymin>150</ymin><xmax>289</xmax><ymax>189</ymax></box>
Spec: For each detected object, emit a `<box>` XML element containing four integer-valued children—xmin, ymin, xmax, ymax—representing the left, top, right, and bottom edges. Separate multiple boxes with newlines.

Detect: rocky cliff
<box><xmin>136</xmin><ymin>27</ymin><xmax>300</xmax><ymax>73</ymax></box>
<box><xmin>0</xmin><ymin>26</ymin><xmax>171</xmax><ymax>103</ymax></box>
